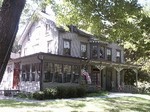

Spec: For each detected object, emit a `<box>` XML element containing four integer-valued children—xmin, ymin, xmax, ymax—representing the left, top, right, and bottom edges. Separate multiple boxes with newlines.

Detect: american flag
<box><xmin>81</xmin><ymin>69</ymin><xmax>91</xmax><ymax>84</ymax></box>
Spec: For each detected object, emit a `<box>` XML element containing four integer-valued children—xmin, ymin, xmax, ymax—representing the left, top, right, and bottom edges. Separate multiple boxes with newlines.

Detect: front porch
<box><xmin>88</xmin><ymin>60</ymin><xmax>140</xmax><ymax>92</ymax></box>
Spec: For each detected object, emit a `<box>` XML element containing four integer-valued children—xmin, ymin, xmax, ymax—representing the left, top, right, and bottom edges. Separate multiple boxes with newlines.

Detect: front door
<box><xmin>106</xmin><ymin>69</ymin><xmax>112</xmax><ymax>91</ymax></box>
<box><xmin>90</xmin><ymin>72</ymin><xmax>98</xmax><ymax>85</ymax></box>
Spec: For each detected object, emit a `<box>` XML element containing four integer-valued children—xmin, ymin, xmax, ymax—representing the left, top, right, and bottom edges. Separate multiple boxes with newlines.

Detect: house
<box><xmin>1</xmin><ymin>11</ymin><xmax>139</xmax><ymax>93</ymax></box>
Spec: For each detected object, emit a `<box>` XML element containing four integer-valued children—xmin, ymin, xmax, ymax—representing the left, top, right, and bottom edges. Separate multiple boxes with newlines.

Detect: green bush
<box><xmin>76</xmin><ymin>86</ymin><xmax>86</xmax><ymax>97</ymax></box>
<box><xmin>66</xmin><ymin>86</ymin><xmax>77</xmax><ymax>98</ymax></box>
<box><xmin>16</xmin><ymin>92</ymin><xmax>27</xmax><ymax>98</ymax></box>
<box><xmin>33</xmin><ymin>91</ymin><xmax>45</xmax><ymax>100</ymax></box>
<box><xmin>56</xmin><ymin>86</ymin><xmax>68</xmax><ymax>98</ymax></box>
<box><xmin>32</xmin><ymin>86</ymin><xmax>87</xmax><ymax>100</ymax></box>
<box><xmin>43</xmin><ymin>88</ymin><xmax>57</xmax><ymax>99</ymax></box>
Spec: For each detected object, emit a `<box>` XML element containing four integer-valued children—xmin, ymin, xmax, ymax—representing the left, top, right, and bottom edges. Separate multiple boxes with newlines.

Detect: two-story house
<box><xmin>2</xmin><ymin>11</ymin><xmax>139</xmax><ymax>93</ymax></box>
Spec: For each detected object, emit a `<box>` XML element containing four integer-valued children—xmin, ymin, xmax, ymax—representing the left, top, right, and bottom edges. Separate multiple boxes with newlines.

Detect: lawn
<box><xmin>0</xmin><ymin>96</ymin><xmax>150</xmax><ymax>112</ymax></box>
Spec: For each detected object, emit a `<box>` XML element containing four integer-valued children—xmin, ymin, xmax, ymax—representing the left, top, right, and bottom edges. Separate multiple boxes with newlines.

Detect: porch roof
<box><xmin>89</xmin><ymin>60</ymin><xmax>141</xmax><ymax>70</ymax></box>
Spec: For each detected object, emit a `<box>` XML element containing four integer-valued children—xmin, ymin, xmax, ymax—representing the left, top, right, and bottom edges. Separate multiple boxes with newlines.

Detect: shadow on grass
<box><xmin>102</xmin><ymin>97</ymin><xmax>150</xmax><ymax>112</ymax></box>
<box><xmin>0</xmin><ymin>100</ymin><xmax>42</xmax><ymax>108</ymax></box>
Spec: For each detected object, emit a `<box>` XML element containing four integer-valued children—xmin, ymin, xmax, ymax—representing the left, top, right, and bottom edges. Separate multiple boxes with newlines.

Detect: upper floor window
<box><xmin>100</xmin><ymin>46</ymin><xmax>105</xmax><ymax>59</ymax></box>
<box><xmin>32</xmin><ymin>44</ymin><xmax>39</xmax><ymax>53</ymax></box>
<box><xmin>116</xmin><ymin>50</ymin><xmax>121</xmax><ymax>63</ymax></box>
<box><xmin>24</xmin><ymin>48</ymin><xmax>27</xmax><ymax>56</ymax></box>
<box><xmin>91</xmin><ymin>45</ymin><xmax>98</xmax><ymax>59</ymax></box>
<box><xmin>81</xmin><ymin>43</ymin><xmax>87</xmax><ymax>58</ymax></box>
<box><xmin>47</xmin><ymin>40</ymin><xmax>52</xmax><ymax>53</ymax></box>
<box><xmin>63</xmin><ymin>39</ymin><xmax>71</xmax><ymax>56</ymax></box>
<box><xmin>106</xmin><ymin>48</ymin><xmax>112</xmax><ymax>61</ymax></box>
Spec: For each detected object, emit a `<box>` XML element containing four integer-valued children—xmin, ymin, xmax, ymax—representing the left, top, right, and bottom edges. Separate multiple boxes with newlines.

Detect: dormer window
<box><xmin>63</xmin><ymin>39</ymin><xmax>71</xmax><ymax>56</ymax></box>
<box><xmin>106</xmin><ymin>48</ymin><xmax>112</xmax><ymax>61</ymax></box>
<box><xmin>81</xmin><ymin>43</ymin><xmax>87</xmax><ymax>58</ymax></box>
<box><xmin>116</xmin><ymin>50</ymin><xmax>121</xmax><ymax>63</ymax></box>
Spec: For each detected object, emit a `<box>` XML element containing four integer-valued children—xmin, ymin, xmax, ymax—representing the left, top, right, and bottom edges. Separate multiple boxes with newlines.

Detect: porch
<box><xmin>88</xmin><ymin>60</ymin><xmax>140</xmax><ymax>92</ymax></box>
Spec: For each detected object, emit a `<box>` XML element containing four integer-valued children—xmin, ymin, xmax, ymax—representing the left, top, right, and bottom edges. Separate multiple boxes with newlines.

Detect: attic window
<box><xmin>27</xmin><ymin>32</ymin><xmax>31</xmax><ymax>41</ymax></box>
<box><xmin>46</xmin><ymin>24</ymin><xmax>50</xmax><ymax>31</ymax></box>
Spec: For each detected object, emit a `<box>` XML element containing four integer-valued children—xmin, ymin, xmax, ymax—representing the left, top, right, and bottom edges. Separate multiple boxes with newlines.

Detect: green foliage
<box><xmin>76</xmin><ymin>86</ymin><xmax>86</xmax><ymax>97</ymax></box>
<box><xmin>16</xmin><ymin>92</ymin><xmax>33</xmax><ymax>99</ymax></box>
<box><xmin>56</xmin><ymin>86</ymin><xmax>68</xmax><ymax>98</ymax></box>
<box><xmin>86</xmin><ymin>90</ymin><xmax>108</xmax><ymax>97</ymax></box>
<box><xmin>66</xmin><ymin>86</ymin><xmax>77</xmax><ymax>98</ymax></box>
<box><xmin>43</xmin><ymin>88</ymin><xmax>57</xmax><ymax>99</ymax></box>
<box><xmin>32</xmin><ymin>86</ymin><xmax>86</xmax><ymax>100</ymax></box>
<box><xmin>33</xmin><ymin>91</ymin><xmax>45</xmax><ymax>100</ymax></box>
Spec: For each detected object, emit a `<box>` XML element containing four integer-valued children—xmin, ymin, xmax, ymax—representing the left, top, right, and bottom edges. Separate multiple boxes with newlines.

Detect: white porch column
<box><xmin>133</xmin><ymin>69</ymin><xmax>138</xmax><ymax>88</ymax></box>
<box><xmin>114</xmin><ymin>67</ymin><xmax>123</xmax><ymax>88</ymax></box>
<box><xmin>95</xmin><ymin>65</ymin><xmax>106</xmax><ymax>87</ymax></box>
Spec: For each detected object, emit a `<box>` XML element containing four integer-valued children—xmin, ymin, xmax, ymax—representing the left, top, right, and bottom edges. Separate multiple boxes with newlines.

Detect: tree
<box><xmin>53</xmin><ymin>0</ymin><xmax>150</xmax><ymax>76</ymax></box>
<box><xmin>0</xmin><ymin>0</ymin><xmax>26</xmax><ymax>82</ymax></box>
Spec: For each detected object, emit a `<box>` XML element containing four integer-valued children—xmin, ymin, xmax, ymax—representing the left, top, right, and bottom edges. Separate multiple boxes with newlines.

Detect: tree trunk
<box><xmin>0</xmin><ymin>0</ymin><xmax>26</xmax><ymax>82</ymax></box>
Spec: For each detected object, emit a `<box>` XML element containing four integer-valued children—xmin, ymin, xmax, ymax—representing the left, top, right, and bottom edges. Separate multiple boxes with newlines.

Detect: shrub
<box><xmin>56</xmin><ymin>86</ymin><xmax>68</xmax><ymax>98</ymax></box>
<box><xmin>76</xmin><ymin>86</ymin><xmax>86</xmax><ymax>97</ymax></box>
<box><xmin>67</xmin><ymin>86</ymin><xmax>77</xmax><ymax>98</ymax></box>
<box><xmin>16</xmin><ymin>92</ymin><xmax>27</xmax><ymax>98</ymax></box>
<box><xmin>32</xmin><ymin>86</ymin><xmax>87</xmax><ymax>100</ymax></box>
<box><xmin>33</xmin><ymin>91</ymin><xmax>45</xmax><ymax>100</ymax></box>
<box><xmin>43</xmin><ymin>88</ymin><xmax>57</xmax><ymax>99</ymax></box>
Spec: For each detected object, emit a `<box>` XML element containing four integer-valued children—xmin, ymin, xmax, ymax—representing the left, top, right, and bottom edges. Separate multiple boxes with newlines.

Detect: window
<box><xmin>32</xmin><ymin>44</ymin><xmax>39</xmax><ymax>53</ymax></box>
<box><xmin>45</xmin><ymin>24</ymin><xmax>51</xmax><ymax>36</ymax></box>
<box><xmin>63</xmin><ymin>65</ymin><xmax>71</xmax><ymax>83</ymax></box>
<box><xmin>44</xmin><ymin>63</ymin><xmax>53</xmax><ymax>82</ymax></box>
<box><xmin>24</xmin><ymin>48</ymin><xmax>27</xmax><ymax>56</ymax></box>
<box><xmin>22</xmin><ymin>64</ymin><xmax>30</xmax><ymax>81</ymax></box>
<box><xmin>47</xmin><ymin>41</ymin><xmax>52</xmax><ymax>53</ymax></box>
<box><xmin>106</xmin><ymin>48</ymin><xmax>112</xmax><ymax>61</ymax></box>
<box><xmin>31</xmin><ymin>63</ymin><xmax>40</xmax><ymax>81</ymax></box>
<box><xmin>91</xmin><ymin>45</ymin><xmax>98</xmax><ymax>59</ymax></box>
<box><xmin>26</xmin><ymin>65</ymin><xmax>30</xmax><ymax>81</ymax></box>
<box><xmin>54</xmin><ymin>64</ymin><xmax>62</xmax><ymax>83</ymax></box>
<box><xmin>72</xmin><ymin>65</ymin><xmax>80</xmax><ymax>83</ymax></box>
<box><xmin>100</xmin><ymin>46</ymin><xmax>105</xmax><ymax>59</ymax></box>
<box><xmin>63</xmin><ymin>40</ymin><xmax>71</xmax><ymax>55</ymax></box>
<box><xmin>81</xmin><ymin>43</ymin><xmax>87</xmax><ymax>58</ymax></box>
<box><xmin>116</xmin><ymin>50</ymin><xmax>121</xmax><ymax>63</ymax></box>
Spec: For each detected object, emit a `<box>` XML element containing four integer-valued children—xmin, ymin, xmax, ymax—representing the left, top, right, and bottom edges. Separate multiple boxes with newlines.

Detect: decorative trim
<box><xmin>95</xmin><ymin>65</ymin><xmax>106</xmax><ymax>71</ymax></box>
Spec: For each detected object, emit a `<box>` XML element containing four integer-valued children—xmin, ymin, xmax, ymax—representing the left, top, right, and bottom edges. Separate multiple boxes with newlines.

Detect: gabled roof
<box><xmin>18</xmin><ymin>11</ymin><xmax>108</xmax><ymax>45</ymax></box>
<box><xmin>18</xmin><ymin>11</ymin><xmax>56</xmax><ymax>45</ymax></box>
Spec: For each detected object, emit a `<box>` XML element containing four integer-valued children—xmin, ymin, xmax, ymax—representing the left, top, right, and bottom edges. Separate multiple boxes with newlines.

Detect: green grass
<box><xmin>0</xmin><ymin>96</ymin><xmax>150</xmax><ymax>112</ymax></box>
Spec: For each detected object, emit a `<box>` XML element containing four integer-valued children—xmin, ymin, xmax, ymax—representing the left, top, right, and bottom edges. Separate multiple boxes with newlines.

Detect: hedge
<box><xmin>33</xmin><ymin>86</ymin><xmax>86</xmax><ymax>100</ymax></box>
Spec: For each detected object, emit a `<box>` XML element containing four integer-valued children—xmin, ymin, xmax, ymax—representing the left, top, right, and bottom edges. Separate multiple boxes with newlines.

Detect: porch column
<box><xmin>114</xmin><ymin>67</ymin><xmax>123</xmax><ymax>88</ymax></box>
<box><xmin>95</xmin><ymin>65</ymin><xmax>106</xmax><ymax>87</ymax></box>
<box><xmin>133</xmin><ymin>69</ymin><xmax>138</xmax><ymax>88</ymax></box>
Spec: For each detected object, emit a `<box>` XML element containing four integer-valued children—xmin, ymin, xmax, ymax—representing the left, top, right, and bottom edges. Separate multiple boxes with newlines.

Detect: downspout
<box><xmin>37</xmin><ymin>54</ymin><xmax>44</xmax><ymax>91</ymax></box>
